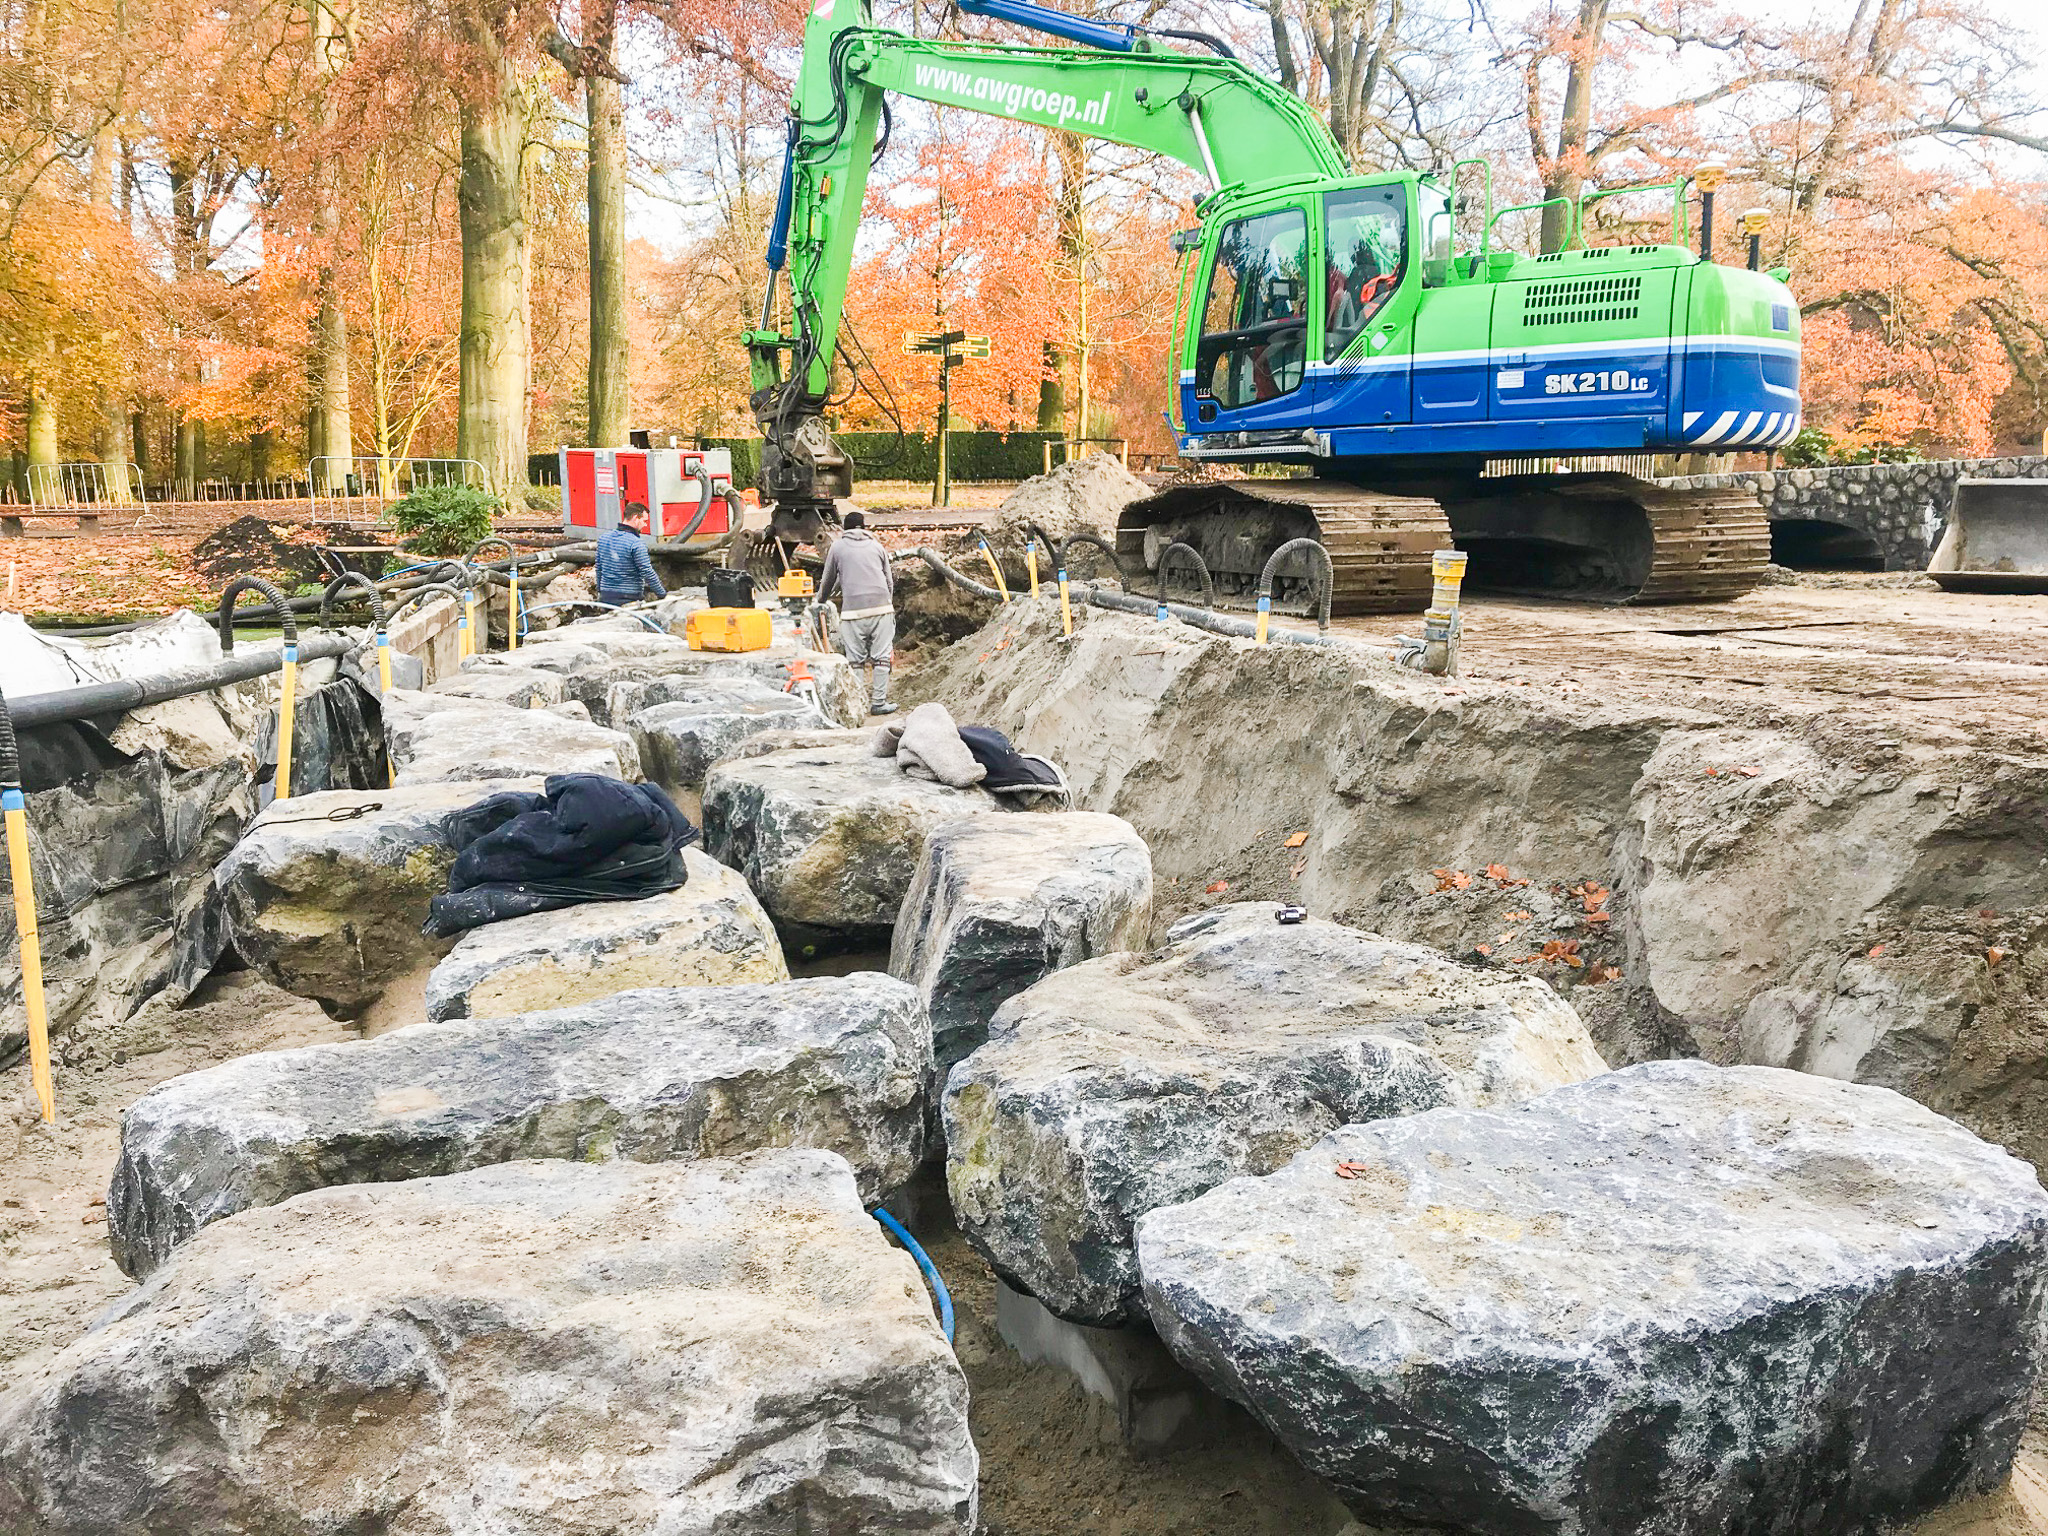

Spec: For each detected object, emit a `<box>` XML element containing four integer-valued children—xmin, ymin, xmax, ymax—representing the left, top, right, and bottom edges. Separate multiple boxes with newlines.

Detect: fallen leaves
<box><xmin>1987</xmin><ymin>947</ymin><xmax>2006</xmax><ymax>967</ymax></box>
<box><xmin>1868</xmin><ymin>943</ymin><xmax>1887</xmax><ymax>958</ymax></box>
<box><xmin>1290</xmin><ymin>858</ymin><xmax>1307</xmax><ymax>880</ymax></box>
<box><xmin>1204</xmin><ymin>880</ymin><xmax>1229</xmax><ymax>895</ymax></box>
<box><xmin>1484</xmin><ymin>864</ymin><xmax>1529</xmax><ymax>888</ymax></box>
<box><xmin>1431</xmin><ymin>868</ymin><xmax>1472</xmax><ymax>892</ymax></box>
<box><xmin>1333</xmin><ymin>1161</ymin><xmax>1373</xmax><ymax>1180</ymax></box>
<box><xmin>1506</xmin><ymin>910</ymin><xmax>1532</xmax><ymax>922</ymax></box>
<box><xmin>1515</xmin><ymin>938</ymin><xmax>1585</xmax><ymax>968</ymax></box>
<box><xmin>1584</xmin><ymin>963</ymin><xmax>1623</xmax><ymax>985</ymax></box>
<box><xmin>1283</xmin><ymin>831</ymin><xmax>1308</xmax><ymax>849</ymax></box>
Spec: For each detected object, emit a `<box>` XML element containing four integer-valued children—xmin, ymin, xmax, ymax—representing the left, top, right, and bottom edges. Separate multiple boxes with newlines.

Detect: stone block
<box><xmin>1137</xmin><ymin>1060</ymin><xmax>2048</xmax><ymax>1536</ymax></box>
<box><xmin>891</xmin><ymin>811</ymin><xmax>1152</xmax><ymax>1074</ymax></box>
<box><xmin>214</xmin><ymin>780</ymin><xmax>540</xmax><ymax>1014</ymax></box>
<box><xmin>7</xmin><ymin>1155</ymin><xmax>975</xmax><ymax>1533</ymax></box>
<box><xmin>423</xmin><ymin>847</ymin><xmax>787</xmax><ymax>1020</ymax></box>
<box><xmin>383</xmin><ymin>688</ymin><xmax>640</xmax><ymax>785</ymax></box>
<box><xmin>943</xmin><ymin>903</ymin><xmax>1607</xmax><ymax>1326</ymax></box>
<box><xmin>107</xmin><ymin>972</ymin><xmax>933</xmax><ymax>1275</ymax></box>
<box><xmin>703</xmin><ymin>736</ymin><xmax>1005</xmax><ymax>952</ymax></box>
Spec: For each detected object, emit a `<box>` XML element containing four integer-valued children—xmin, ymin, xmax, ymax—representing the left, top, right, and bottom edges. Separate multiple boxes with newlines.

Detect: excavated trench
<box><xmin>904</xmin><ymin>590</ymin><xmax>2048</xmax><ymax>1174</ymax></box>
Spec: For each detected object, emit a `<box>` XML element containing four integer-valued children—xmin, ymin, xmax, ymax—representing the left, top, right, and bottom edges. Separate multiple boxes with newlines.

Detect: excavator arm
<box><xmin>743</xmin><ymin>0</ymin><xmax>1344</xmax><ymax>537</ymax></box>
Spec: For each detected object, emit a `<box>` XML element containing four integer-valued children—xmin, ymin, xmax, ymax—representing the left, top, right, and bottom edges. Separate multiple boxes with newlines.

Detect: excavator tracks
<box><xmin>1117</xmin><ymin>473</ymin><xmax>1771</xmax><ymax>612</ymax></box>
<box><xmin>1116</xmin><ymin>481</ymin><xmax>1450</xmax><ymax>617</ymax></box>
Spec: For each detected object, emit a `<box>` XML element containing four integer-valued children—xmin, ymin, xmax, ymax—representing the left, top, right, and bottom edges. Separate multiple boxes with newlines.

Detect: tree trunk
<box><xmin>585</xmin><ymin>8</ymin><xmax>628</xmax><ymax>446</ymax></box>
<box><xmin>1036</xmin><ymin>341</ymin><xmax>1063</xmax><ymax>431</ymax></box>
<box><xmin>309</xmin><ymin>0</ymin><xmax>352</xmax><ymax>492</ymax></box>
<box><xmin>25</xmin><ymin>378</ymin><xmax>58</xmax><ymax>496</ymax></box>
<box><xmin>1541</xmin><ymin>0</ymin><xmax>1609</xmax><ymax>254</ymax></box>
<box><xmin>1053</xmin><ymin>132</ymin><xmax>1086</xmax><ymax>445</ymax></box>
<box><xmin>458</xmin><ymin>32</ymin><xmax>532</xmax><ymax>496</ymax></box>
<box><xmin>131</xmin><ymin>409</ymin><xmax>149</xmax><ymax>478</ymax></box>
<box><xmin>174</xmin><ymin>414</ymin><xmax>197</xmax><ymax>496</ymax></box>
<box><xmin>97</xmin><ymin>388</ymin><xmax>130</xmax><ymax>502</ymax></box>
<box><xmin>251</xmin><ymin>429</ymin><xmax>276</xmax><ymax>484</ymax></box>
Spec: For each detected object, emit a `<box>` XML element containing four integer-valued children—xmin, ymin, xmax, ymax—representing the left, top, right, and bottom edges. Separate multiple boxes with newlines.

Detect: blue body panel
<box><xmin>1181</xmin><ymin>336</ymin><xmax>1801</xmax><ymax>458</ymax></box>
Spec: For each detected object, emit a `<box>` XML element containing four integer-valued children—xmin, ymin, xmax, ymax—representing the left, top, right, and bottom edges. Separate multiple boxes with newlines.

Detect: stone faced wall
<box><xmin>1662</xmin><ymin>456</ymin><xmax>2048</xmax><ymax>571</ymax></box>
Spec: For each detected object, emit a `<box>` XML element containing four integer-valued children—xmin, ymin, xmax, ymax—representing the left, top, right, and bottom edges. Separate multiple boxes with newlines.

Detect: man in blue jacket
<box><xmin>596</xmin><ymin>502</ymin><xmax>666</xmax><ymax>608</ymax></box>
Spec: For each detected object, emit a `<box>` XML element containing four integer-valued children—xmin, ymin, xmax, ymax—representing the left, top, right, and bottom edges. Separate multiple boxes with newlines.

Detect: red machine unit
<box><xmin>559</xmin><ymin>445</ymin><xmax>739</xmax><ymax>552</ymax></box>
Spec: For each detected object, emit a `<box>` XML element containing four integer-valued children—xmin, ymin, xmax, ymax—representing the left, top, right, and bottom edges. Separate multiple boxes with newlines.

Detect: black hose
<box><xmin>663</xmin><ymin>466</ymin><xmax>719</xmax><ymax>546</ymax></box>
<box><xmin>386</xmin><ymin>582</ymin><xmax>465</xmax><ymax>628</ymax></box>
<box><xmin>321</xmin><ymin>572</ymin><xmax>387</xmax><ymax>632</ymax></box>
<box><xmin>1156</xmin><ymin>542</ymin><xmax>1215</xmax><ymax>612</ymax></box>
<box><xmin>468</xmin><ymin>535</ymin><xmax>518</xmax><ymax>571</ymax></box>
<box><xmin>1056</xmin><ymin>532</ymin><xmax>1129</xmax><ymax>590</ymax></box>
<box><xmin>7</xmin><ymin>633</ymin><xmax>357</xmax><ymax>731</ymax></box>
<box><xmin>1258</xmin><ymin>537</ymin><xmax>1334</xmax><ymax>633</ymax></box>
<box><xmin>908</xmin><ymin>547</ymin><xmax>1002</xmax><ymax>601</ymax></box>
<box><xmin>1086</xmin><ymin>588</ymin><xmax>1337</xmax><ymax>648</ymax></box>
<box><xmin>217</xmin><ymin>576</ymin><xmax>296</xmax><ymax>651</ymax></box>
<box><xmin>0</xmin><ymin>685</ymin><xmax>19</xmax><ymax>794</ymax></box>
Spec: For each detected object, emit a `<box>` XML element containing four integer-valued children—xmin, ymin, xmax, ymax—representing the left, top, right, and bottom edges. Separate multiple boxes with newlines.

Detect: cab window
<box><xmin>1196</xmin><ymin>206</ymin><xmax>1308</xmax><ymax>408</ymax></box>
<box><xmin>1323</xmin><ymin>185</ymin><xmax>1407</xmax><ymax>361</ymax></box>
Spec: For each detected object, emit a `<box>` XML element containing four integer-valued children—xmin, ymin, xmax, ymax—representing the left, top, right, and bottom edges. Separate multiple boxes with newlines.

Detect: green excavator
<box><xmin>745</xmin><ymin>0</ymin><xmax>1800</xmax><ymax>609</ymax></box>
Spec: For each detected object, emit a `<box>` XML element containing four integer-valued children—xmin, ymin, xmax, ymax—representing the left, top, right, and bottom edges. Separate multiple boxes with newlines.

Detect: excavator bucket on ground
<box><xmin>1927</xmin><ymin>479</ymin><xmax>2048</xmax><ymax>593</ymax></box>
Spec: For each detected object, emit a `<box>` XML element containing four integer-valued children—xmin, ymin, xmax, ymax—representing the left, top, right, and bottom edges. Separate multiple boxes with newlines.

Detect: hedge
<box><xmin>695</xmin><ymin>430</ymin><xmax>1058</xmax><ymax>490</ymax></box>
<box><xmin>533</xmin><ymin>430</ymin><xmax>1059</xmax><ymax>494</ymax></box>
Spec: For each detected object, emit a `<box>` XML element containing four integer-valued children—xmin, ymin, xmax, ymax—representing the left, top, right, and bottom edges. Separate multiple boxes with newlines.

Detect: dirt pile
<box><xmin>192</xmin><ymin>515</ymin><xmax>325</xmax><ymax>590</ymax></box>
<box><xmin>981</xmin><ymin>453</ymin><xmax>1150</xmax><ymax>555</ymax></box>
<box><xmin>905</xmin><ymin>598</ymin><xmax>2048</xmax><ymax>1175</ymax></box>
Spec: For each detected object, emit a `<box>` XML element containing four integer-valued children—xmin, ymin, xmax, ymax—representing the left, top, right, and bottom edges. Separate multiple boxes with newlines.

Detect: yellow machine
<box><xmin>686</xmin><ymin>607</ymin><xmax>776</xmax><ymax>653</ymax></box>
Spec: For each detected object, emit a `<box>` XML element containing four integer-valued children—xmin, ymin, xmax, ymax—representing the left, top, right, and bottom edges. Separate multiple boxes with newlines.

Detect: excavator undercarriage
<box><xmin>1117</xmin><ymin>472</ymin><xmax>1771</xmax><ymax>613</ymax></box>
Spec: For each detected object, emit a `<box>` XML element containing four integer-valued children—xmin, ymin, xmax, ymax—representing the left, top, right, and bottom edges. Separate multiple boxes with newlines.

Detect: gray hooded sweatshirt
<box><xmin>817</xmin><ymin>528</ymin><xmax>895</xmax><ymax>620</ymax></box>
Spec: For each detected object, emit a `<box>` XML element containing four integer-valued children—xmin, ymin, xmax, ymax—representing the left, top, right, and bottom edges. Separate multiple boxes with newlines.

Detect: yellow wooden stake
<box><xmin>978</xmin><ymin>540</ymin><xmax>1011</xmax><ymax>601</ymax></box>
<box><xmin>1058</xmin><ymin>569</ymin><xmax>1073</xmax><ymax>637</ymax></box>
<box><xmin>507</xmin><ymin>569</ymin><xmax>520</xmax><ymax>651</ymax></box>
<box><xmin>1026</xmin><ymin>543</ymin><xmax>1040</xmax><ymax>596</ymax></box>
<box><xmin>275</xmin><ymin>647</ymin><xmax>298</xmax><ymax>801</ymax></box>
<box><xmin>4</xmin><ymin>793</ymin><xmax>53</xmax><ymax>1123</ymax></box>
<box><xmin>376</xmin><ymin>634</ymin><xmax>394</xmax><ymax>694</ymax></box>
<box><xmin>461</xmin><ymin>593</ymin><xmax>477</xmax><ymax>659</ymax></box>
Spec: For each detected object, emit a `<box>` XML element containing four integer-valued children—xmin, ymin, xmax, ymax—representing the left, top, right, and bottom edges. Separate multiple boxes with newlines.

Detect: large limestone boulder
<box><xmin>1136</xmin><ymin>1060</ymin><xmax>2048</xmax><ymax>1536</ymax></box>
<box><xmin>214</xmin><ymin>780</ymin><xmax>539</xmax><ymax>1015</ymax></box>
<box><xmin>107</xmin><ymin>973</ymin><xmax>931</xmax><ymax>1276</ymax></box>
<box><xmin>476</xmin><ymin>628</ymin><xmax>868</xmax><ymax>728</ymax></box>
<box><xmin>629</xmin><ymin>682</ymin><xmax>830</xmax><ymax>795</ymax></box>
<box><xmin>606</xmin><ymin>646</ymin><xmax>868</xmax><ymax>732</ymax></box>
<box><xmin>427</xmin><ymin>662</ymin><xmax>565</xmax><ymax>708</ymax></box>
<box><xmin>893</xmin><ymin>811</ymin><xmax>1153</xmax><ymax>1073</ymax></box>
<box><xmin>943</xmin><ymin>904</ymin><xmax>1607</xmax><ymax>1325</ymax></box>
<box><xmin>703</xmin><ymin>735</ymin><xmax>1005</xmax><ymax>951</ymax></box>
<box><xmin>382</xmin><ymin>687</ymin><xmax>641</xmax><ymax>785</ymax></box>
<box><xmin>424</xmin><ymin>847</ymin><xmax>787</xmax><ymax>1020</ymax></box>
<box><xmin>7</xmin><ymin>1155</ymin><xmax>977</xmax><ymax>1534</ymax></box>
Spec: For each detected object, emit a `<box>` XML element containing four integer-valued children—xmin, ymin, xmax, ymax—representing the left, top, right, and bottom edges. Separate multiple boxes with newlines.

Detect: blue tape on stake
<box><xmin>284</xmin><ymin>643</ymin><xmax>299</xmax><ymax>663</ymax></box>
<box><xmin>1057</xmin><ymin>567</ymin><xmax>1067</xmax><ymax>582</ymax></box>
<box><xmin>375</xmin><ymin>631</ymin><xmax>389</xmax><ymax>646</ymax></box>
<box><xmin>1</xmin><ymin>788</ymin><xmax>24</xmax><ymax>811</ymax></box>
<box><xmin>1155</xmin><ymin>603</ymin><xmax>1168</xmax><ymax>622</ymax></box>
<box><xmin>1257</xmin><ymin>595</ymin><xmax>1272</xmax><ymax>616</ymax></box>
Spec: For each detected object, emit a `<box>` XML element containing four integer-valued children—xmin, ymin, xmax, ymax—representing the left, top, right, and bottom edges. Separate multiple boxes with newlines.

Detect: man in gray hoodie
<box><xmin>815</xmin><ymin>510</ymin><xmax>898</xmax><ymax>715</ymax></box>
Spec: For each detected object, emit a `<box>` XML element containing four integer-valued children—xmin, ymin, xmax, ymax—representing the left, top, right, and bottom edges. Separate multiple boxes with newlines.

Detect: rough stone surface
<box><xmin>8</xmin><ymin>1155</ymin><xmax>976</xmax><ymax>1534</ymax></box>
<box><xmin>382</xmin><ymin>687</ymin><xmax>641</xmax><ymax>784</ymax></box>
<box><xmin>1137</xmin><ymin>1060</ymin><xmax>2048</xmax><ymax>1536</ymax></box>
<box><xmin>1664</xmin><ymin>455</ymin><xmax>2048</xmax><ymax>571</ymax></box>
<box><xmin>424</xmin><ymin>847</ymin><xmax>787</xmax><ymax>1020</ymax></box>
<box><xmin>943</xmin><ymin>903</ymin><xmax>1607</xmax><ymax>1325</ymax></box>
<box><xmin>476</xmin><ymin>625</ymin><xmax>869</xmax><ymax>728</ymax></box>
<box><xmin>908</xmin><ymin>602</ymin><xmax>2048</xmax><ymax>1176</ymax></box>
<box><xmin>106</xmin><ymin>973</ymin><xmax>932</xmax><ymax>1276</ymax></box>
<box><xmin>3</xmin><ymin>622</ymin><xmax>384</xmax><ymax>1051</ymax></box>
<box><xmin>427</xmin><ymin>662</ymin><xmax>566</xmax><ymax>709</ymax></box>
<box><xmin>213</xmin><ymin>780</ymin><xmax>539</xmax><ymax>1014</ymax></box>
<box><xmin>703</xmin><ymin>735</ymin><xmax>1005</xmax><ymax>949</ymax></box>
<box><xmin>628</xmin><ymin>683</ymin><xmax>830</xmax><ymax>794</ymax></box>
<box><xmin>892</xmin><ymin>811</ymin><xmax>1153</xmax><ymax>1073</ymax></box>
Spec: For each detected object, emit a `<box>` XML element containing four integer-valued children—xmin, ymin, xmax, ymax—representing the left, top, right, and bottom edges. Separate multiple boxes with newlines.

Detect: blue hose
<box><xmin>873</xmin><ymin>1207</ymin><xmax>954</xmax><ymax>1345</ymax></box>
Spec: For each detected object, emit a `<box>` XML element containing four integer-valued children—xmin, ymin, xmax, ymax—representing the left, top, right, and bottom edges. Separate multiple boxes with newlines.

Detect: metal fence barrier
<box><xmin>306</xmin><ymin>457</ymin><xmax>485</xmax><ymax>523</ymax></box>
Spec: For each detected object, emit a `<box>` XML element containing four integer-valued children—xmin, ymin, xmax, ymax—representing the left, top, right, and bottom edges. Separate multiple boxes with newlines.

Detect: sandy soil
<box><xmin>1306</xmin><ymin>572</ymin><xmax>2048</xmax><ymax>749</ymax></box>
<box><xmin>0</xmin><ymin>971</ymin><xmax>356</xmax><ymax>1395</ymax></box>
